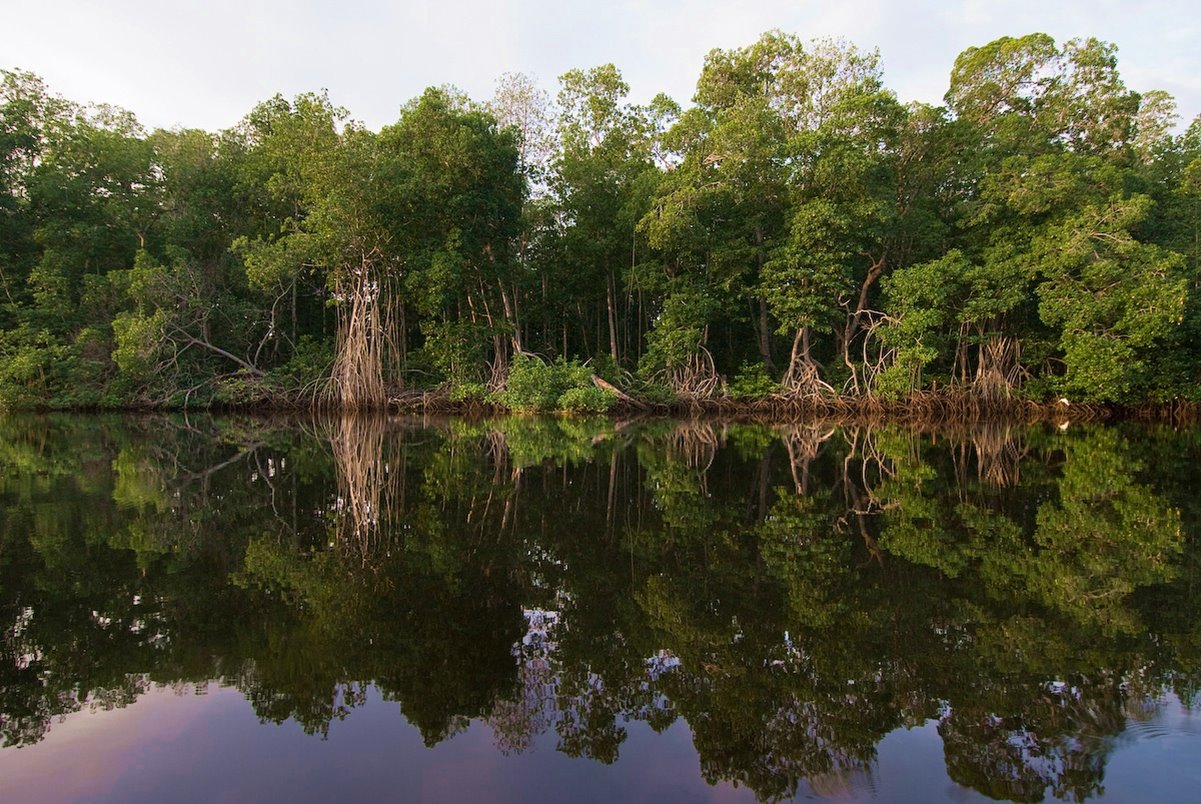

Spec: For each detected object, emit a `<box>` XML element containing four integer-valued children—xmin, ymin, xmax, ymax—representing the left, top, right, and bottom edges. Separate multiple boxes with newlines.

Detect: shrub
<box><xmin>558</xmin><ymin>385</ymin><xmax>616</xmax><ymax>413</ymax></box>
<box><xmin>493</xmin><ymin>355</ymin><xmax>610</xmax><ymax>413</ymax></box>
<box><xmin>270</xmin><ymin>335</ymin><xmax>334</xmax><ymax>387</ymax></box>
<box><xmin>449</xmin><ymin>381</ymin><xmax>488</xmax><ymax>403</ymax></box>
<box><xmin>494</xmin><ymin>355</ymin><xmax>567</xmax><ymax>411</ymax></box>
<box><xmin>726</xmin><ymin>362</ymin><xmax>778</xmax><ymax>400</ymax></box>
<box><xmin>0</xmin><ymin>328</ymin><xmax>70</xmax><ymax>410</ymax></box>
<box><xmin>628</xmin><ymin>380</ymin><xmax>677</xmax><ymax>406</ymax></box>
<box><xmin>588</xmin><ymin>352</ymin><xmax>622</xmax><ymax>385</ymax></box>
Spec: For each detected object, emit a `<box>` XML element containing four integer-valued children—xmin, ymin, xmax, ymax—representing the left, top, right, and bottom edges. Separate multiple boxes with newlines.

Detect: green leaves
<box><xmin>763</xmin><ymin>197</ymin><xmax>856</xmax><ymax>335</ymax></box>
<box><xmin>491</xmin><ymin>354</ymin><xmax>614</xmax><ymax>413</ymax></box>
<box><xmin>2</xmin><ymin>30</ymin><xmax>1200</xmax><ymax>410</ymax></box>
<box><xmin>1035</xmin><ymin>195</ymin><xmax>1186</xmax><ymax>400</ymax></box>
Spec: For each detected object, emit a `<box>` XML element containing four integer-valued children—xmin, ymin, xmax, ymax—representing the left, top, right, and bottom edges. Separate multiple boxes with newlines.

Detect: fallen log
<box><xmin>592</xmin><ymin>375</ymin><xmax>648</xmax><ymax>410</ymax></box>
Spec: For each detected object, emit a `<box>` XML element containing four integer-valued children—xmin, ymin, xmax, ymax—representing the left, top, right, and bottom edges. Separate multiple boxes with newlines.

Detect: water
<box><xmin>1</xmin><ymin>414</ymin><xmax>1199</xmax><ymax>802</ymax></box>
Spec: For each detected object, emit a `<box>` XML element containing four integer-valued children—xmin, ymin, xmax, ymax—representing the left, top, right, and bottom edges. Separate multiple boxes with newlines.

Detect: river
<box><xmin>1</xmin><ymin>414</ymin><xmax>1199</xmax><ymax>802</ymax></box>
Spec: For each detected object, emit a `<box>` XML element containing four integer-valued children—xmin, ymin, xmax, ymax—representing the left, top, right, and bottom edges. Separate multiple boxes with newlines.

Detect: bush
<box><xmin>449</xmin><ymin>381</ymin><xmax>488</xmax><ymax>403</ymax></box>
<box><xmin>558</xmin><ymin>385</ymin><xmax>616</xmax><ymax>413</ymax></box>
<box><xmin>0</xmin><ymin>328</ymin><xmax>70</xmax><ymax>409</ymax></box>
<box><xmin>493</xmin><ymin>355</ymin><xmax>611</xmax><ymax>413</ymax></box>
<box><xmin>628</xmin><ymin>380</ymin><xmax>677</xmax><ymax>406</ymax></box>
<box><xmin>424</xmin><ymin>319</ymin><xmax>488</xmax><ymax>386</ymax></box>
<box><xmin>208</xmin><ymin>375</ymin><xmax>259</xmax><ymax>406</ymax></box>
<box><xmin>869</xmin><ymin>364</ymin><xmax>919</xmax><ymax>401</ymax></box>
<box><xmin>270</xmin><ymin>336</ymin><xmax>334</xmax><ymax>387</ymax></box>
<box><xmin>494</xmin><ymin>355</ymin><xmax>568</xmax><ymax>411</ymax></box>
<box><xmin>588</xmin><ymin>352</ymin><xmax>622</xmax><ymax>385</ymax></box>
<box><xmin>726</xmin><ymin>362</ymin><xmax>778</xmax><ymax>400</ymax></box>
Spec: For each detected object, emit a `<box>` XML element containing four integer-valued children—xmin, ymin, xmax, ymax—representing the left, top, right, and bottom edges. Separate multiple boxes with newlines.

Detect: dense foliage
<box><xmin>2</xmin><ymin>31</ymin><xmax>1199</xmax><ymax>409</ymax></box>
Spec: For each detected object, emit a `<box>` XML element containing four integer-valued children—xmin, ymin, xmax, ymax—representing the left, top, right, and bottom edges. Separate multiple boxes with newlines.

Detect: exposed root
<box><xmin>780</xmin><ymin>356</ymin><xmax>837</xmax><ymax>400</ymax></box>
<box><xmin>326</xmin><ymin>254</ymin><xmax>401</xmax><ymax>411</ymax></box>
<box><xmin>661</xmin><ymin>348</ymin><xmax>723</xmax><ymax>403</ymax></box>
<box><xmin>972</xmin><ymin>336</ymin><xmax>1027</xmax><ymax>402</ymax></box>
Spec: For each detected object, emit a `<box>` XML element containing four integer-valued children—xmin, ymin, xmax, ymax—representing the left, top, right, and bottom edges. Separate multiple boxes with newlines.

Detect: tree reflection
<box><xmin>1</xmin><ymin>413</ymin><xmax>1199</xmax><ymax>801</ymax></box>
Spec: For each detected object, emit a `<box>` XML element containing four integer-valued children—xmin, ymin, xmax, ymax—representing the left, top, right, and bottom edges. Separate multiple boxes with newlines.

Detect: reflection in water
<box><xmin>325</xmin><ymin>415</ymin><xmax>402</xmax><ymax>561</ymax></box>
<box><xmin>1</xmin><ymin>414</ymin><xmax>1199</xmax><ymax>801</ymax></box>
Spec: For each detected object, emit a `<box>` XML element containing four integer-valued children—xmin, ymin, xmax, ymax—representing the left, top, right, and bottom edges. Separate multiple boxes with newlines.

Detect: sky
<box><xmin>2</xmin><ymin>0</ymin><xmax>1198</xmax><ymax>133</ymax></box>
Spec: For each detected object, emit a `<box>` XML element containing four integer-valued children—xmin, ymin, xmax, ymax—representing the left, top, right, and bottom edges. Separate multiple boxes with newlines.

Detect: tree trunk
<box><xmin>757</xmin><ymin>297</ymin><xmax>775</xmax><ymax>372</ymax></box>
<box><xmin>606</xmin><ymin>272</ymin><xmax>619</xmax><ymax>365</ymax></box>
<box><xmin>499</xmin><ymin>280</ymin><xmax>523</xmax><ymax>353</ymax></box>
<box><xmin>291</xmin><ymin>280</ymin><xmax>297</xmax><ymax>346</ymax></box>
<box><xmin>784</xmin><ymin>328</ymin><xmax>804</xmax><ymax>386</ymax></box>
<box><xmin>753</xmin><ymin>224</ymin><xmax>775</xmax><ymax>372</ymax></box>
<box><xmin>842</xmin><ymin>255</ymin><xmax>887</xmax><ymax>371</ymax></box>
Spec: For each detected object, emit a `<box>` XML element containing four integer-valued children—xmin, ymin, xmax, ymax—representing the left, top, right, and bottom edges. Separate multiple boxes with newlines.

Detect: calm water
<box><xmin>1</xmin><ymin>414</ymin><xmax>1200</xmax><ymax>803</ymax></box>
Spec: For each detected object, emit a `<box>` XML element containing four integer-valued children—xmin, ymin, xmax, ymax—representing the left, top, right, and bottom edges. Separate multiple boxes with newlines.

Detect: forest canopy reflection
<box><xmin>1</xmin><ymin>414</ymin><xmax>1198</xmax><ymax>802</ymax></box>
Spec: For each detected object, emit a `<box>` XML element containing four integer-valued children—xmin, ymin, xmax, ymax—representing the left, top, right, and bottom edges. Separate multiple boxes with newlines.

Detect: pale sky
<box><xmin>2</xmin><ymin>0</ymin><xmax>1198</xmax><ymax>132</ymax></box>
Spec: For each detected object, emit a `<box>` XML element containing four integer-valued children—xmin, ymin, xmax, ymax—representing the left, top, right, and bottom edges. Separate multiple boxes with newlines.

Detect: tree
<box><xmin>1036</xmin><ymin>195</ymin><xmax>1185</xmax><ymax>401</ymax></box>
<box><xmin>379</xmin><ymin>88</ymin><xmax>523</xmax><ymax>390</ymax></box>
<box><xmin>554</xmin><ymin>64</ymin><xmax>658</xmax><ymax>368</ymax></box>
<box><xmin>644</xmin><ymin>33</ymin><xmax>799</xmax><ymax>385</ymax></box>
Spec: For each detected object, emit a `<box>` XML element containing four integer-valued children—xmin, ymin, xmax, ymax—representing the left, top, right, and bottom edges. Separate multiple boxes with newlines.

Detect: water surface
<box><xmin>1</xmin><ymin>415</ymin><xmax>1199</xmax><ymax>802</ymax></box>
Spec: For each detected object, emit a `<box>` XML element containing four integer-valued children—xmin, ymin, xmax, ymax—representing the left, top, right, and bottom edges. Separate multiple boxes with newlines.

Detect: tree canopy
<box><xmin>1</xmin><ymin>30</ymin><xmax>1198</xmax><ymax>410</ymax></box>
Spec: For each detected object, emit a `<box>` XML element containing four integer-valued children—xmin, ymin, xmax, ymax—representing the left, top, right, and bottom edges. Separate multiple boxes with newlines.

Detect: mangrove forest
<box><xmin>2</xmin><ymin>31</ymin><xmax>1200</xmax><ymax>414</ymax></box>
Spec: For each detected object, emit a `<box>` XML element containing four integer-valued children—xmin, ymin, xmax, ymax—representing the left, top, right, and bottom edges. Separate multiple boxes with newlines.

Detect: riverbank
<box><xmin>393</xmin><ymin>394</ymin><xmax>1200</xmax><ymax>425</ymax></box>
<box><xmin>12</xmin><ymin>389</ymin><xmax>1199</xmax><ymax>426</ymax></box>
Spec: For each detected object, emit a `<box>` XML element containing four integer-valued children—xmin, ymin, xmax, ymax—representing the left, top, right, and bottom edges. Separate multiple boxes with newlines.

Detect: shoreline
<box><xmin>6</xmin><ymin>393</ymin><xmax>1199</xmax><ymax>426</ymax></box>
